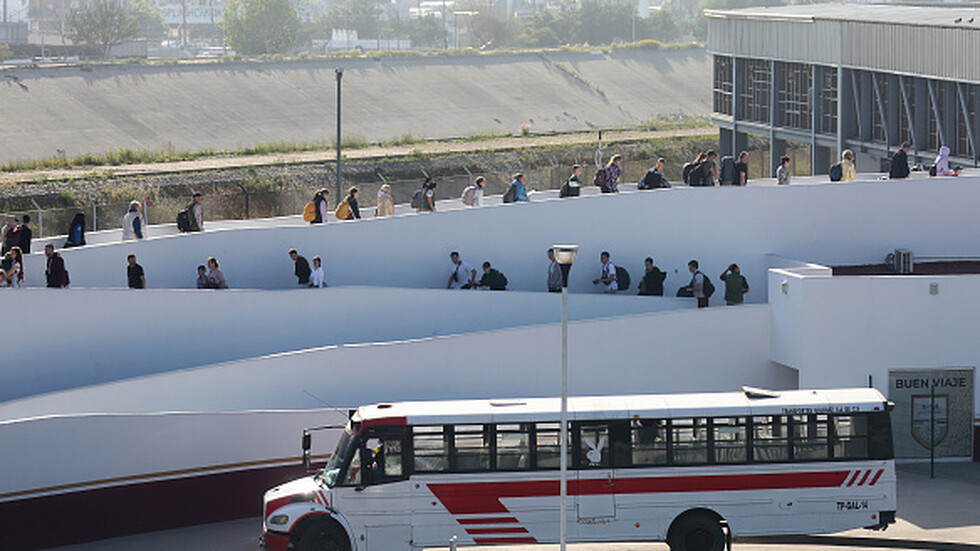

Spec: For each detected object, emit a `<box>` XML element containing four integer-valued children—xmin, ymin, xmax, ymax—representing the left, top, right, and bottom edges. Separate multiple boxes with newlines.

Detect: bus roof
<box><xmin>353</xmin><ymin>388</ymin><xmax>888</xmax><ymax>427</ymax></box>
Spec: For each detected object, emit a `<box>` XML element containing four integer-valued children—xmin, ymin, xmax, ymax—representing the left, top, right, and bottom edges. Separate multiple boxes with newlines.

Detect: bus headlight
<box><xmin>269</xmin><ymin>514</ymin><xmax>289</xmax><ymax>526</ymax></box>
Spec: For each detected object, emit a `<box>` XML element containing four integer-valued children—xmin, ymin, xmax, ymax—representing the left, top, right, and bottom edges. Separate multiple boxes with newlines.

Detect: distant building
<box><xmin>707</xmin><ymin>4</ymin><xmax>979</xmax><ymax>176</ymax></box>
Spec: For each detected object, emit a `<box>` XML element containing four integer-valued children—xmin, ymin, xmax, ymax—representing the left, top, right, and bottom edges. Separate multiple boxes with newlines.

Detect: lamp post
<box><xmin>335</xmin><ymin>67</ymin><xmax>343</xmax><ymax>206</ymax></box>
<box><xmin>552</xmin><ymin>244</ymin><xmax>578</xmax><ymax>551</ymax></box>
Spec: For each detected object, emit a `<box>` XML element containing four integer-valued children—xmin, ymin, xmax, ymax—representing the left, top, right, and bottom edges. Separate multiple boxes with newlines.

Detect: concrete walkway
<box><xmin>49</xmin><ymin>462</ymin><xmax>980</xmax><ymax>551</ymax></box>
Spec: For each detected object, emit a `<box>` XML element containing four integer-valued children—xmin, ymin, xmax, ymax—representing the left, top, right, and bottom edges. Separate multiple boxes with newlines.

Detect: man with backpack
<box><xmin>559</xmin><ymin>165</ymin><xmax>582</xmax><ymax>198</ymax></box>
<box><xmin>638</xmin><ymin>158</ymin><xmax>669</xmax><ymax>190</ymax></box>
<box><xmin>637</xmin><ymin>257</ymin><xmax>667</xmax><ymax>296</ymax></box>
<box><xmin>178</xmin><ymin>193</ymin><xmax>204</xmax><ymax>232</ymax></box>
<box><xmin>504</xmin><ymin>173</ymin><xmax>528</xmax><ymax>203</ymax></box>
<box><xmin>592</xmin><ymin>251</ymin><xmax>618</xmax><ymax>294</ymax></box>
<box><xmin>734</xmin><ymin>151</ymin><xmax>749</xmax><ymax>186</ymax></box>
<box><xmin>683</xmin><ymin>259</ymin><xmax>714</xmax><ymax>308</ymax></box>
<box><xmin>476</xmin><ymin>261</ymin><xmax>508</xmax><ymax>291</ymax></box>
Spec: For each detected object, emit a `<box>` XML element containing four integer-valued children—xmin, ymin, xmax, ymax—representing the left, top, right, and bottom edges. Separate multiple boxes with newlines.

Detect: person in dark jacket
<box><xmin>345</xmin><ymin>187</ymin><xmax>361</xmax><ymax>220</ymax></box>
<box><xmin>477</xmin><ymin>262</ymin><xmax>508</xmax><ymax>291</ymax></box>
<box><xmin>889</xmin><ymin>142</ymin><xmax>912</xmax><ymax>179</ymax></box>
<box><xmin>638</xmin><ymin>158</ymin><xmax>669</xmax><ymax>190</ymax></box>
<box><xmin>637</xmin><ymin>257</ymin><xmax>667</xmax><ymax>296</ymax></box>
<box><xmin>44</xmin><ymin>243</ymin><xmax>69</xmax><ymax>287</ymax></box>
<box><xmin>64</xmin><ymin>213</ymin><xmax>86</xmax><ymax>248</ymax></box>
<box><xmin>311</xmin><ymin>189</ymin><xmax>330</xmax><ymax>224</ymax></box>
<box><xmin>18</xmin><ymin>215</ymin><xmax>33</xmax><ymax>254</ymax></box>
<box><xmin>289</xmin><ymin>248</ymin><xmax>312</xmax><ymax>286</ymax></box>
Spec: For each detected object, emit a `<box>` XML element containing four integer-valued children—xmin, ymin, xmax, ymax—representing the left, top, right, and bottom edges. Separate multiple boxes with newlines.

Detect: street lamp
<box><xmin>335</xmin><ymin>67</ymin><xmax>343</xmax><ymax>206</ymax></box>
<box><xmin>552</xmin><ymin>243</ymin><xmax>578</xmax><ymax>551</ymax></box>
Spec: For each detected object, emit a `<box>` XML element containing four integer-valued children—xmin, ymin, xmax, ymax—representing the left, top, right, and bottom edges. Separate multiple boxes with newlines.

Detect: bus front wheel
<box><xmin>668</xmin><ymin>511</ymin><xmax>725</xmax><ymax>551</ymax></box>
<box><xmin>297</xmin><ymin>521</ymin><xmax>350</xmax><ymax>551</ymax></box>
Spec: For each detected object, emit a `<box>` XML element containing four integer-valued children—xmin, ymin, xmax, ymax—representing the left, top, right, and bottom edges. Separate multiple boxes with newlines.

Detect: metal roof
<box><xmin>706</xmin><ymin>3</ymin><xmax>980</xmax><ymax>30</ymax></box>
<box><xmin>354</xmin><ymin>388</ymin><xmax>889</xmax><ymax>426</ymax></box>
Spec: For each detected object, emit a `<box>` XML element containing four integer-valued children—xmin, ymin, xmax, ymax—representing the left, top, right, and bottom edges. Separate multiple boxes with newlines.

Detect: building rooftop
<box><xmin>706</xmin><ymin>3</ymin><xmax>980</xmax><ymax>30</ymax></box>
<box><xmin>833</xmin><ymin>260</ymin><xmax>980</xmax><ymax>276</ymax></box>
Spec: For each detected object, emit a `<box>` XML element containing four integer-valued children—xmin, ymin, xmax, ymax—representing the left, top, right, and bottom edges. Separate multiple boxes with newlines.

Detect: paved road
<box><xmin>50</xmin><ymin>463</ymin><xmax>980</xmax><ymax>551</ymax></box>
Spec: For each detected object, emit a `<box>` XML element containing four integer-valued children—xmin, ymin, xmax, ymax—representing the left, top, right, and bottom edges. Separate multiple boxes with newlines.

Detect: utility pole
<box><xmin>335</xmin><ymin>67</ymin><xmax>343</xmax><ymax>206</ymax></box>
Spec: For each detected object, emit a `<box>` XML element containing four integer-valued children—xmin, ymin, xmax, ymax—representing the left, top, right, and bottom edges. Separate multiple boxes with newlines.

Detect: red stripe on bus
<box><xmin>361</xmin><ymin>416</ymin><xmax>407</xmax><ymax>429</ymax></box>
<box><xmin>465</xmin><ymin>527</ymin><xmax>530</xmax><ymax>535</ymax></box>
<box><xmin>457</xmin><ymin>517</ymin><xmax>520</xmax><ymax>525</ymax></box>
<box><xmin>472</xmin><ymin>536</ymin><xmax>538</xmax><ymax>545</ymax></box>
<box><xmin>869</xmin><ymin>469</ymin><xmax>884</xmax><ymax>486</ymax></box>
<box><xmin>429</xmin><ymin>471</ymin><xmax>850</xmax><ymax>515</ymax></box>
<box><xmin>857</xmin><ymin>470</ymin><xmax>872</xmax><ymax>486</ymax></box>
<box><xmin>845</xmin><ymin>471</ymin><xmax>859</xmax><ymax>487</ymax></box>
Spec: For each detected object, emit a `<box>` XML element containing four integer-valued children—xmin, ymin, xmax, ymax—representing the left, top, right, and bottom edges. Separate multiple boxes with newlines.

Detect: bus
<box><xmin>261</xmin><ymin>387</ymin><xmax>895</xmax><ymax>551</ymax></box>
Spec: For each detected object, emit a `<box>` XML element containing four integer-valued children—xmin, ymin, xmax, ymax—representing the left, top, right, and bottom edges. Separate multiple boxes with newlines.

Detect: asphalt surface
<box><xmin>50</xmin><ymin>462</ymin><xmax>980</xmax><ymax>551</ymax></box>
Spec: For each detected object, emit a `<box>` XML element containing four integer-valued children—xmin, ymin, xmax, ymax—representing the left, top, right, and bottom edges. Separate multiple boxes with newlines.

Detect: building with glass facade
<box><xmin>707</xmin><ymin>4</ymin><xmax>979</xmax><ymax>175</ymax></box>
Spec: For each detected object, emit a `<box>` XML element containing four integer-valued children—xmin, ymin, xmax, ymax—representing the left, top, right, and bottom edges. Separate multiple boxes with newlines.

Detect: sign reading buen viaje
<box><xmin>888</xmin><ymin>368</ymin><xmax>974</xmax><ymax>458</ymax></box>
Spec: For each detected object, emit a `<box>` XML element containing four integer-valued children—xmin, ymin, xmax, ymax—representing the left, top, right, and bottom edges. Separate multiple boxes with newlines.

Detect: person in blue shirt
<box><xmin>511</xmin><ymin>173</ymin><xmax>529</xmax><ymax>202</ymax></box>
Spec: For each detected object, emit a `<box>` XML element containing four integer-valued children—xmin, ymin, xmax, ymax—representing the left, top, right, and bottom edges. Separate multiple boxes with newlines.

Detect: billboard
<box><xmin>888</xmin><ymin>368</ymin><xmax>974</xmax><ymax>459</ymax></box>
<box><xmin>159</xmin><ymin>4</ymin><xmax>222</xmax><ymax>25</ymax></box>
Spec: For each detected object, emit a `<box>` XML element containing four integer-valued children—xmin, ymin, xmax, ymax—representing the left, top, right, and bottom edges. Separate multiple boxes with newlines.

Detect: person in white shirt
<box><xmin>121</xmin><ymin>201</ymin><xmax>145</xmax><ymax>240</ymax></box>
<box><xmin>592</xmin><ymin>251</ymin><xmax>617</xmax><ymax>293</ymax></box>
<box><xmin>447</xmin><ymin>251</ymin><xmax>476</xmax><ymax>290</ymax></box>
<box><xmin>310</xmin><ymin>256</ymin><xmax>327</xmax><ymax>288</ymax></box>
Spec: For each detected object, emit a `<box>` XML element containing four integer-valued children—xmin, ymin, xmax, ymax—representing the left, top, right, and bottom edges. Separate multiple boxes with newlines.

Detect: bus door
<box><xmin>573</xmin><ymin>421</ymin><xmax>622</xmax><ymax>527</ymax></box>
<box><xmin>332</xmin><ymin>428</ymin><xmax>412</xmax><ymax>551</ymax></box>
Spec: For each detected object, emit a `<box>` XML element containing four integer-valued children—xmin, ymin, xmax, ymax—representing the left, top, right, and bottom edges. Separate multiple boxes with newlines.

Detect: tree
<box><xmin>328</xmin><ymin>0</ymin><xmax>383</xmax><ymax>39</ymax></box>
<box><xmin>66</xmin><ymin>0</ymin><xmax>140</xmax><ymax>59</ymax></box>
<box><xmin>0</xmin><ymin>44</ymin><xmax>12</xmax><ymax>62</ymax></box>
<box><xmin>223</xmin><ymin>0</ymin><xmax>300</xmax><ymax>56</ymax></box>
<box><xmin>130</xmin><ymin>0</ymin><xmax>167</xmax><ymax>40</ymax></box>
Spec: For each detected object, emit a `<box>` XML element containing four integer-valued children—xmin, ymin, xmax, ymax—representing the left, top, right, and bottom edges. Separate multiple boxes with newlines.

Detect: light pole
<box><xmin>552</xmin><ymin>244</ymin><xmax>578</xmax><ymax>551</ymax></box>
<box><xmin>335</xmin><ymin>67</ymin><xmax>343</xmax><ymax>206</ymax></box>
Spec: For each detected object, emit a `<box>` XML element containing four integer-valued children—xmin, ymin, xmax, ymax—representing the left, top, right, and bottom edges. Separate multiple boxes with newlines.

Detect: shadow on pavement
<box><xmin>738</xmin><ymin>535</ymin><xmax>980</xmax><ymax>551</ymax></box>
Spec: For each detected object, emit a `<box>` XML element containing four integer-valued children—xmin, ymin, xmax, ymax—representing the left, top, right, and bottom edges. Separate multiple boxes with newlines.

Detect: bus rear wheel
<box><xmin>668</xmin><ymin>511</ymin><xmax>725</xmax><ymax>551</ymax></box>
<box><xmin>297</xmin><ymin>522</ymin><xmax>349</xmax><ymax>551</ymax></box>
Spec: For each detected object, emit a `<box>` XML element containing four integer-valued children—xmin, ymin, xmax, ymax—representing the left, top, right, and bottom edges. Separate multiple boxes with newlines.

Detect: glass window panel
<box><xmin>833</xmin><ymin>415</ymin><xmax>869</xmax><ymax>459</ymax></box>
<box><xmin>341</xmin><ymin>446</ymin><xmax>362</xmax><ymax>486</ymax></box>
<box><xmin>793</xmin><ymin>414</ymin><xmax>829</xmax><ymax>461</ymax></box>
<box><xmin>413</xmin><ymin>426</ymin><xmax>449</xmax><ymax>472</ymax></box>
<box><xmin>578</xmin><ymin>424</ymin><xmax>610</xmax><ymax>468</ymax></box>
<box><xmin>535</xmin><ymin>422</ymin><xmax>569</xmax><ymax>469</ymax></box>
<box><xmin>631</xmin><ymin>419</ymin><xmax>668</xmax><ymax>466</ymax></box>
<box><xmin>713</xmin><ymin>417</ymin><xmax>747</xmax><ymax>464</ymax></box>
<box><xmin>671</xmin><ymin>418</ymin><xmax>708</xmax><ymax>465</ymax></box>
<box><xmin>753</xmin><ymin>416</ymin><xmax>789</xmax><ymax>462</ymax></box>
<box><xmin>496</xmin><ymin>424</ymin><xmax>530</xmax><ymax>470</ymax></box>
<box><xmin>454</xmin><ymin>424</ymin><xmax>490</xmax><ymax>471</ymax></box>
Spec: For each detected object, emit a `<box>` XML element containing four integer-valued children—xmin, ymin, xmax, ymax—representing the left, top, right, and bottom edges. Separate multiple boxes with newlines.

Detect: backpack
<box><xmin>302</xmin><ymin>201</ymin><xmax>317</xmax><ymax>222</ymax></box>
<box><xmin>720</xmin><ymin>156</ymin><xmax>735</xmax><ymax>185</ymax></box>
<box><xmin>335</xmin><ymin>199</ymin><xmax>351</xmax><ymax>220</ymax></box>
<box><xmin>928</xmin><ymin>164</ymin><xmax>938</xmax><ymax>177</ymax></box>
<box><xmin>502</xmin><ymin>184</ymin><xmax>518</xmax><ymax>203</ymax></box>
<box><xmin>829</xmin><ymin>162</ymin><xmax>843</xmax><ymax>182</ymax></box>
<box><xmin>688</xmin><ymin>162</ymin><xmax>708</xmax><ymax>186</ymax></box>
<box><xmin>176</xmin><ymin>209</ymin><xmax>191</xmax><ymax>232</ymax></box>
<box><xmin>700</xmin><ymin>272</ymin><xmax>715</xmax><ymax>298</ymax></box>
<box><xmin>682</xmin><ymin>162</ymin><xmax>696</xmax><ymax>185</ymax></box>
<box><xmin>461</xmin><ymin>185</ymin><xmax>477</xmax><ymax>206</ymax></box>
<box><xmin>615</xmin><ymin>266</ymin><xmax>631</xmax><ymax>292</ymax></box>
<box><xmin>411</xmin><ymin>189</ymin><xmax>424</xmax><ymax>210</ymax></box>
<box><xmin>593</xmin><ymin>167</ymin><xmax>608</xmax><ymax>188</ymax></box>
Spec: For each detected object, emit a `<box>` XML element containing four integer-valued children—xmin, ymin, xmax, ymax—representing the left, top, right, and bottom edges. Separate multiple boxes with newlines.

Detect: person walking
<box><xmin>289</xmin><ymin>249</ymin><xmax>312</xmax><ymax>287</ymax></box>
<box><xmin>841</xmin><ymin>150</ymin><xmax>857</xmax><ymax>182</ymax></box>
<box><xmin>44</xmin><ymin>243</ymin><xmax>69</xmax><ymax>288</ymax></box>
<box><xmin>196</xmin><ymin>265</ymin><xmax>209</xmax><ymax>289</ymax></box>
<box><xmin>509</xmin><ymin>173</ymin><xmax>529</xmax><ymax>202</ymax></box>
<box><xmin>310</xmin><ymin>256</ymin><xmax>327</xmax><ymax>288</ymax></box>
<box><xmin>720</xmin><ymin>263</ymin><xmax>749</xmax><ymax>305</ymax></box>
<box><xmin>339</xmin><ymin>187</ymin><xmax>361</xmax><ymax>220</ymax></box>
<box><xmin>603</xmin><ymin>155</ymin><xmax>623</xmax><ymax>193</ymax></box>
<box><xmin>547</xmin><ymin>248</ymin><xmax>563</xmax><ymax>292</ymax></box>
<box><xmin>476</xmin><ymin>262</ymin><xmax>508</xmax><ymax>290</ymax></box>
<box><xmin>934</xmin><ymin>146</ymin><xmax>953</xmax><ymax>176</ymax></box>
<box><xmin>312</xmin><ymin>189</ymin><xmax>330</xmax><ymax>223</ymax></box>
<box><xmin>592</xmin><ymin>251</ymin><xmax>618</xmax><ymax>293</ymax></box>
<box><xmin>420</xmin><ymin>178</ymin><xmax>437</xmax><ymax>212</ymax></box>
<box><xmin>206</xmin><ymin>257</ymin><xmax>228</xmax><ymax>289</ymax></box>
<box><xmin>638</xmin><ymin>158</ymin><xmax>669</xmax><ymax>189</ymax></box>
<box><xmin>461</xmin><ymin>177</ymin><xmax>485</xmax><ymax>207</ymax></box>
<box><xmin>559</xmin><ymin>165</ymin><xmax>582</xmax><ymax>198</ymax></box>
<box><xmin>2</xmin><ymin>215</ymin><xmax>21</xmax><ymax>255</ymax></box>
<box><xmin>127</xmin><ymin>254</ymin><xmax>146</xmax><ymax>289</ymax></box>
<box><xmin>775</xmin><ymin>155</ymin><xmax>791</xmax><ymax>185</ymax></box>
<box><xmin>189</xmin><ymin>193</ymin><xmax>204</xmax><ymax>231</ymax></box>
<box><xmin>637</xmin><ymin>257</ymin><xmax>667</xmax><ymax>296</ymax></box>
<box><xmin>122</xmin><ymin>201</ymin><xmax>145</xmax><ymax>240</ymax></box>
<box><xmin>685</xmin><ymin>260</ymin><xmax>709</xmax><ymax>308</ymax></box>
<box><xmin>735</xmin><ymin>151</ymin><xmax>749</xmax><ymax>186</ymax></box>
<box><xmin>376</xmin><ymin>184</ymin><xmax>395</xmax><ymax>217</ymax></box>
<box><xmin>447</xmin><ymin>251</ymin><xmax>476</xmax><ymax>290</ymax></box>
<box><xmin>17</xmin><ymin>215</ymin><xmax>32</xmax><ymax>254</ymax></box>
<box><xmin>889</xmin><ymin>142</ymin><xmax>912</xmax><ymax>179</ymax></box>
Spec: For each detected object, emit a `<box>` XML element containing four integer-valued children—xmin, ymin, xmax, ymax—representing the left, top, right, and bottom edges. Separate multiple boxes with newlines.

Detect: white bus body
<box><xmin>261</xmin><ymin>388</ymin><xmax>896</xmax><ymax>551</ymax></box>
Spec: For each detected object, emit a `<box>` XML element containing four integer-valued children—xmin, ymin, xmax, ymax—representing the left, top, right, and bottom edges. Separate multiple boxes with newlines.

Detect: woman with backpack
<box><xmin>64</xmin><ymin>213</ymin><xmax>86</xmax><ymax>248</ymax></box>
<box><xmin>603</xmin><ymin>155</ymin><xmax>623</xmax><ymax>193</ymax></box>
<box><xmin>376</xmin><ymin>184</ymin><xmax>394</xmax><ymax>217</ymax></box>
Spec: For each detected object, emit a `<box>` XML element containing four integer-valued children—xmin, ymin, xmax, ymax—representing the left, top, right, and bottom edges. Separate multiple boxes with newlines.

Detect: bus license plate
<box><xmin>836</xmin><ymin>500</ymin><xmax>869</xmax><ymax>511</ymax></box>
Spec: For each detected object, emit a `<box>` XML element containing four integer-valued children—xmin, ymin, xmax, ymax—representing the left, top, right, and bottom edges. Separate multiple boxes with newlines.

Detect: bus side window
<box><xmin>496</xmin><ymin>424</ymin><xmax>530</xmax><ymax>470</ymax></box>
<box><xmin>453</xmin><ymin>424</ymin><xmax>490</xmax><ymax>471</ymax></box>
<box><xmin>793</xmin><ymin>414</ymin><xmax>829</xmax><ymax>460</ymax></box>
<box><xmin>534</xmin><ymin>422</ymin><xmax>569</xmax><ymax>469</ymax></box>
<box><xmin>752</xmin><ymin>416</ymin><xmax>789</xmax><ymax>462</ymax></box>
<box><xmin>712</xmin><ymin>417</ymin><xmax>747</xmax><ymax>464</ymax></box>
<box><xmin>671</xmin><ymin>418</ymin><xmax>708</xmax><ymax>465</ymax></box>
<box><xmin>833</xmin><ymin>415</ymin><xmax>869</xmax><ymax>459</ymax></box>
<box><xmin>577</xmin><ymin>423</ymin><xmax>610</xmax><ymax>468</ymax></box>
<box><xmin>631</xmin><ymin>419</ymin><xmax>667</xmax><ymax>466</ymax></box>
<box><xmin>413</xmin><ymin>426</ymin><xmax>449</xmax><ymax>472</ymax></box>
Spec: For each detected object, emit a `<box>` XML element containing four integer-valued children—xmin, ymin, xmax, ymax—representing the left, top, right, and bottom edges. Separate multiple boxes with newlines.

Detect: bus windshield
<box><xmin>322</xmin><ymin>426</ymin><xmax>358</xmax><ymax>488</ymax></box>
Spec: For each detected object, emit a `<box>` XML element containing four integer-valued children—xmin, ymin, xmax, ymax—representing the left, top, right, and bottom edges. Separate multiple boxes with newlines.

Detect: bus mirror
<box><xmin>302</xmin><ymin>432</ymin><xmax>312</xmax><ymax>451</ymax></box>
<box><xmin>886</xmin><ymin>401</ymin><xmax>895</xmax><ymax>412</ymax></box>
<box><xmin>303</xmin><ymin>450</ymin><xmax>310</xmax><ymax>471</ymax></box>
